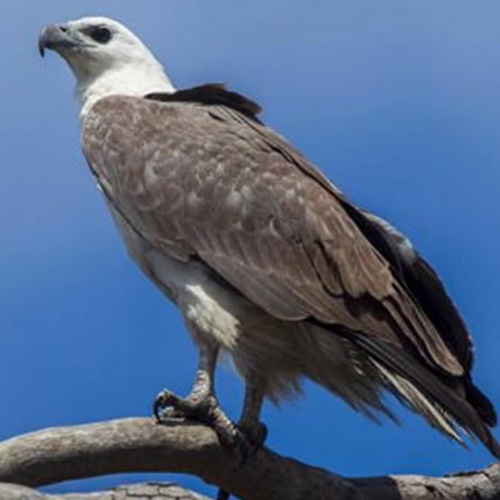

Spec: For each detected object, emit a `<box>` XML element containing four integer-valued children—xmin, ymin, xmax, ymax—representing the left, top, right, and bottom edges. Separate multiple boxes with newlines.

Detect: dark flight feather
<box><xmin>338</xmin><ymin>205</ymin><xmax>497</xmax><ymax>428</ymax></box>
<box><xmin>343</xmin><ymin>205</ymin><xmax>474</xmax><ymax>372</ymax></box>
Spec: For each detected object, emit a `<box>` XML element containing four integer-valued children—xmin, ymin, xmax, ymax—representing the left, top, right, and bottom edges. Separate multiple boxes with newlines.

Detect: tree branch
<box><xmin>0</xmin><ymin>417</ymin><xmax>498</xmax><ymax>500</ymax></box>
<box><xmin>0</xmin><ymin>482</ymin><xmax>210</xmax><ymax>500</ymax></box>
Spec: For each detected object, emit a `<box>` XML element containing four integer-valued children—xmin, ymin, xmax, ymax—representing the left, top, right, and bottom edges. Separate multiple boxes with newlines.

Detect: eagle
<box><xmin>39</xmin><ymin>17</ymin><xmax>499</xmax><ymax>458</ymax></box>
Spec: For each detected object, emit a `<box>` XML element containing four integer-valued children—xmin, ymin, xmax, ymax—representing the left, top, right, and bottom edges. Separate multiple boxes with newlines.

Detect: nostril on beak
<box><xmin>58</xmin><ymin>24</ymin><xmax>68</xmax><ymax>33</ymax></box>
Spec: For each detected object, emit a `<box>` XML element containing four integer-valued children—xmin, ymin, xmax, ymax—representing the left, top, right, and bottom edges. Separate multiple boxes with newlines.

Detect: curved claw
<box><xmin>153</xmin><ymin>389</ymin><xmax>171</xmax><ymax>422</ymax></box>
<box><xmin>246</xmin><ymin>421</ymin><xmax>268</xmax><ymax>452</ymax></box>
<box><xmin>237</xmin><ymin>421</ymin><xmax>268</xmax><ymax>463</ymax></box>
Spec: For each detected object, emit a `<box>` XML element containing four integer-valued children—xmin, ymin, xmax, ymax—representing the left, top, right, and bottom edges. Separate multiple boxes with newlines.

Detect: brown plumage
<box><xmin>83</xmin><ymin>87</ymin><xmax>498</xmax><ymax>457</ymax></box>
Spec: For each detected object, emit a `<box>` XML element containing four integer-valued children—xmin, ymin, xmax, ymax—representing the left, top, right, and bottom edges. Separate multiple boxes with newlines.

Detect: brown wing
<box><xmin>82</xmin><ymin>94</ymin><xmax>498</xmax><ymax>455</ymax></box>
<box><xmin>83</xmin><ymin>95</ymin><xmax>463</xmax><ymax>374</ymax></box>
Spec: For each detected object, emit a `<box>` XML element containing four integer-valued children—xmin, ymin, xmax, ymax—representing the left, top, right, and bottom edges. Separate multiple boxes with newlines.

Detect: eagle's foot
<box><xmin>154</xmin><ymin>389</ymin><xmax>266</xmax><ymax>500</ymax></box>
<box><xmin>153</xmin><ymin>389</ymin><xmax>244</xmax><ymax>449</ymax></box>
<box><xmin>153</xmin><ymin>389</ymin><xmax>210</xmax><ymax>421</ymax></box>
<box><xmin>214</xmin><ymin>424</ymin><xmax>267</xmax><ymax>500</ymax></box>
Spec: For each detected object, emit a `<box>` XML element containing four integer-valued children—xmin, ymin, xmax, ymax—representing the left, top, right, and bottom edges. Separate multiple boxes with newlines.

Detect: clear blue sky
<box><xmin>1</xmin><ymin>1</ymin><xmax>500</xmax><ymax>497</ymax></box>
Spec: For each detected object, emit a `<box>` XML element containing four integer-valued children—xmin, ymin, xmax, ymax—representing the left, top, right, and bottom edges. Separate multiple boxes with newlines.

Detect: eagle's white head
<box><xmin>39</xmin><ymin>17</ymin><xmax>175</xmax><ymax>118</ymax></box>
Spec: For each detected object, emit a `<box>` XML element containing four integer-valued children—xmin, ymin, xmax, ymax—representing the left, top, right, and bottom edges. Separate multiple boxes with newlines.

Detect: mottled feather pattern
<box><xmin>82</xmin><ymin>92</ymin><xmax>498</xmax><ymax>456</ymax></box>
<box><xmin>85</xmin><ymin>96</ymin><xmax>460</xmax><ymax>371</ymax></box>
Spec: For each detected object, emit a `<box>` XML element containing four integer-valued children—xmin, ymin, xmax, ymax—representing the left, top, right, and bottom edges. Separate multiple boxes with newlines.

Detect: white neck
<box><xmin>77</xmin><ymin>61</ymin><xmax>176</xmax><ymax>120</ymax></box>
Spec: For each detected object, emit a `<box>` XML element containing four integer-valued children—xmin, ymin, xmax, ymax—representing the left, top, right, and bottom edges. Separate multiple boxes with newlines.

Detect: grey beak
<box><xmin>38</xmin><ymin>24</ymin><xmax>77</xmax><ymax>57</ymax></box>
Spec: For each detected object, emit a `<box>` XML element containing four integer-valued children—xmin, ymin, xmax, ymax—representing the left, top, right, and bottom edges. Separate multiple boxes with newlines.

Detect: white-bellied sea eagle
<box><xmin>39</xmin><ymin>17</ymin><xmax>499</xmax><ymax>461</ymax></box>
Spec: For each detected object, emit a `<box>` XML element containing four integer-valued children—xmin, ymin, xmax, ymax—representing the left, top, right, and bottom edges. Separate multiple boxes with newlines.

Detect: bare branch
<box><xmin>0</xmin><ymin>417</ymin><xmax>498</xmax><ymax>500</ymax></box>
<box><xmin>0</xmin><ymin>482</ymin><xmax>210</xmax><ymax>500</ymax></box>
<box><xmin>0</xmin><ymin>483</ymin><xmax>49</xmax><ymax>500</ymax></box>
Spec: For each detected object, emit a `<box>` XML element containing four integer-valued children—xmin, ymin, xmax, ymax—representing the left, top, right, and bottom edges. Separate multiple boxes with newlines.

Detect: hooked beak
<box><xmin>38</xmin><ymin>24</ymin><xmax>80</xmax><ymax>57</ymax></box>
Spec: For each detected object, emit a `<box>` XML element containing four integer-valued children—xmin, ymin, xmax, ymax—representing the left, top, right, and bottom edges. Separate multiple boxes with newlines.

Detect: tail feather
<box><xmin>352</xmin><ymin>334</ymin><xmax>500</xmax><ymax>458</ymax></box>
<box><xmin>466</xmin><ymin>382</ymin><xmax>497</xmax><ymax>427</ymax></box>
<box><xmin>372</xmin><ymin>359</ymin><xmax>465</xmax><ymax>444</ymax></box>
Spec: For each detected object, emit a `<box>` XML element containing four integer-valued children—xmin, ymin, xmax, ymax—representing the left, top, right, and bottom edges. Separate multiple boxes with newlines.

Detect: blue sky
<box><xmin>1</xmin><ymin>1</ymin><xmax>500</xmax><ymax>497</ymax></box>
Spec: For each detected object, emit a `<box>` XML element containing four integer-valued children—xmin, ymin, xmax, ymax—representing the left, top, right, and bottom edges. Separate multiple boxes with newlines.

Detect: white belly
<box><xmin>107</xmin><ymin>201</ymin><xmax>245</xmax><ymax>350</ymax></box>
<box><xmin>146</xmin><ymin>248</ymin><xmax>244</xmax><ymax>350</ymax></box>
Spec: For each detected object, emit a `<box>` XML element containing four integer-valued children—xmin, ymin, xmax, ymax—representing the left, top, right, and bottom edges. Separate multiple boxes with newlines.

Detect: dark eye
<box><xmin>90</xmin><ymin>27</ymin><xmax>112</xmax><ymax>44</ymax></box>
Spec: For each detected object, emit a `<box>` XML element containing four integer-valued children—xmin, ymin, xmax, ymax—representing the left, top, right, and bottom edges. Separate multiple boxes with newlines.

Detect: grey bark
<box><xmin>0</xmin><ymin>482</ymin><xmax>209</xmax><ymax>500</ymax></box>
<box><xmin>0</xmin><ymin>417</ymin><xmax>498</xmax><ymax>500</ymax></box>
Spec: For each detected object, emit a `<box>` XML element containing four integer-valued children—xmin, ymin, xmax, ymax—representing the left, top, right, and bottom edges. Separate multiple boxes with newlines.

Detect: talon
<box><xmin>227</xmin><ymin>421</ymin><xmax>268</xmax><ymax>467</ymax></box>
<box><xmin>248</xmin><ymin>422</ymin><xmax>267</xmax><ymax>451</ymax></box>
<box><xmin>152</xmin><ymin>388</ymin><xmax>215</xmax><ymax>424</ymax></box>
<box><xmin>153</xmin><ymin>389</ymin><xmax>173</xmax><ymax>422</ymax></box>
<box><xmin>152</xmin><ymin>387</ymin><xmax>245</xmax><ymax>459</ymax></box>
<box><xmin>153</xmin><ymin>391</ymin><xmax>164</xmax><ymax>422</ymax></box>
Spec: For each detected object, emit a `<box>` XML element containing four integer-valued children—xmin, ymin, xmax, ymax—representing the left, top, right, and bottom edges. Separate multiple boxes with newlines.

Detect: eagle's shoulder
<box><xmin>145</xmin><ymin>83</ymin><xmax>263</xmax><ymax>123</ymax></box>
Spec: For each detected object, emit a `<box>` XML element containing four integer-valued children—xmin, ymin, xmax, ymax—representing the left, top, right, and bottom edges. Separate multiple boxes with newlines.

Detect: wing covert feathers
<box><xmin>82</xmin><ymin>92</ymin><xmax>498</xmax><ymax>457</ymax></box>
